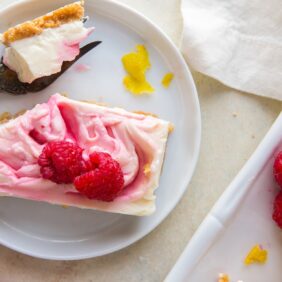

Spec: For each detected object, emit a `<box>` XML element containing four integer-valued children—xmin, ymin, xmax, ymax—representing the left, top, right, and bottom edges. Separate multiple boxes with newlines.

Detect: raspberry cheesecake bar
<box><xmin>0</xmin><ymin>1</ymin><xmax>93</xmax><ymax>83</ymax></box>
<box><xmin>0</xmin><ymin>94</ymin><xmax>172</xmax><ymax>216</ymax></box>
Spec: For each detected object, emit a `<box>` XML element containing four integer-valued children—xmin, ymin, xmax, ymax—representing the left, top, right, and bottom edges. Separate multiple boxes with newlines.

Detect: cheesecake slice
<box><xmin>0</xmin><ymin>94</ymin><xmax>172</xmax><ymax>216</ymax></box>
<box><xmin>0</xmin><ymin>1</ymin><xmax>93</xmax><ymax>83</ymax></box>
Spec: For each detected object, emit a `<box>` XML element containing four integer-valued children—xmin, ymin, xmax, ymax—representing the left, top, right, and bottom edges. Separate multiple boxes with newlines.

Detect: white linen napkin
<box><xmin>181</xmin><ymin>0</ymin><xmax>282</xmax><ymax>101</ymax></box>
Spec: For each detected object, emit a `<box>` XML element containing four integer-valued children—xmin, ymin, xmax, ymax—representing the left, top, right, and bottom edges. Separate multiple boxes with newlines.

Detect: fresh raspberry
<box><xmin>273</xmin><ymin>191</ymin><xmax>282</xmax><ymax>229</ymax></box>
<box><xmin>74</xmin><ymin>152</ymin><xmax>124</xmax><ymax>202</ymax></box>
<box><xmin>38</xmin><ymin>141</ymin><xmax>86</xmax><ymax>184</ymax></box>
<box><xmin>273</xmin><ymin>152</ymin><xmax>282</xmax><ymax>188</ymax></box>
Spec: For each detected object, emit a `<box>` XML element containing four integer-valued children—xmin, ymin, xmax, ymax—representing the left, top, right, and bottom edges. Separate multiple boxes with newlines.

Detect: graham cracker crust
<box><xmin>1</xmin><ymin>1</ymin><xmax>84</xmax><ymax>45</ymax></box>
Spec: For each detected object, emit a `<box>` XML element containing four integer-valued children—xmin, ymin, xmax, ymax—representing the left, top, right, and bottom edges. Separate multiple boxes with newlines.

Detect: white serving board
<box><xmin>166</xmin><ymin>113</ymin><xmax>282</xmax><ymax>282</ymax></box>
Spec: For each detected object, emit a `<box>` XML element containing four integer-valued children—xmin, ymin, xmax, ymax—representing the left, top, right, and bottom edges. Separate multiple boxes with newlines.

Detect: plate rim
<box><xmin>0</xmin><ymin>0</ymin><xmax>202</xmax><ymax>260</ymax></box>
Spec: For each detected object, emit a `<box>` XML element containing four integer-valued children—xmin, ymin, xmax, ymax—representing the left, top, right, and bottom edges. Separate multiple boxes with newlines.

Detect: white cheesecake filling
<box><xmin>3</xmin><ymin>21</ymin><xmax>93</xmax><ymax>83</ymax></box>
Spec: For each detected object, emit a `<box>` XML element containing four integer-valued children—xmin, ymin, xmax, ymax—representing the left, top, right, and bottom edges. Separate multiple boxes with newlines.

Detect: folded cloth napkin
<box><xmin>181</xmin><ymin>0</ymin><xmax>282</xmax><ymax>101</ymax></box>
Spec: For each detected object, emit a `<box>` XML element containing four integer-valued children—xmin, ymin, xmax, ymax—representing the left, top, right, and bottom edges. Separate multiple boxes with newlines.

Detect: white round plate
<box><xmin>0</xmin><ymin>0</ymin><xmax>201</xmax><ymax>260</ymax></box>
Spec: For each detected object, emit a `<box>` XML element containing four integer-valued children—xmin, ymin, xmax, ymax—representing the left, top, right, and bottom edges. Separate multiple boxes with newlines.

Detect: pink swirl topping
<box><xmin>0</xmin><ymin>94</ymin><xmax>171</xmax><ymax>215</ymax></box>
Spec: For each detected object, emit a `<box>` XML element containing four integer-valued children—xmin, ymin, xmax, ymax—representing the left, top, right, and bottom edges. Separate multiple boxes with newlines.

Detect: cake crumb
<box><xmin>168</xmin><ymin>123</ymin><xmax>174</xmax><ymax>133</ymax></box>
<box><xmin>232</xmin><ymin>112</ymin><xmax>238</xmax><ymax>117</ymax></box>
<box><xmin>244</xmin><ymin>244</ymin><xmax>268</xmax><ymax>265</ymax></box>
<box><xmin>0</xmin><ymin>112</ymin><xmax>12</xmax><ymax>124</ymax></box>
<box><xmin>218</xmin><ymin>273</ymin><xmax>229</xmax><ymax>282</ymax></box>
<box><xmin>251</xmin><ymin>134</ymin><xmax>255</xmax><ymax>139</ymax></box>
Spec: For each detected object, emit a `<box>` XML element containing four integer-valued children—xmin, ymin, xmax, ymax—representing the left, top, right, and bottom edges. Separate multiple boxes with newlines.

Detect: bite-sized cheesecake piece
<box><xmin>0</xmin><ymin>1</ymin><xmax>93</xmax><ymax>83</ymax></box>
<box><xmin>0</xmin><ymin>94</ymin><xmax>172</xmax><ymax>216</ymax></box>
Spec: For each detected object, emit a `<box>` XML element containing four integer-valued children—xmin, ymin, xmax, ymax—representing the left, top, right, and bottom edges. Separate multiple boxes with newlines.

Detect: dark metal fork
<box><xmin>0</xmin><ymin>41</ymin><xmax>101</xmax><ymax>95</ymax></box>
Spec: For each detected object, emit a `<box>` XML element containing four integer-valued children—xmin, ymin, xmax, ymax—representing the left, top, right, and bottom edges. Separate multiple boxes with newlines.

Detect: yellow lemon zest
<box><xmin>122</xmin><ymin>45</ymin><xmax>154</xmax><ymax>95</ymax></box>
<box><xmin>244</xmin><ymin>245</ymin><xmax>268</xmax><ymax>265</ymax></box>
<box><xmin>162</xmin><ymin>73</ymin><xmax>174</xmax><ymax>88</ymax></box>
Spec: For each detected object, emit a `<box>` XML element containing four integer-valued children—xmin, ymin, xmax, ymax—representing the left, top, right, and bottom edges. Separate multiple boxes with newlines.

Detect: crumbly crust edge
<box><xmin>1</xmin><ymin>1</ymin><xmax>84</xmax><ymax>45</ymax></box>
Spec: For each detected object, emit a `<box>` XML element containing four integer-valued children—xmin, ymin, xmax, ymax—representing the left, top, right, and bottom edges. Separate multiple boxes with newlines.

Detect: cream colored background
<box><xmin>0</xmin><ymin>1</ymin><xmax>281</xmax><ymax>281</ymax></box>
